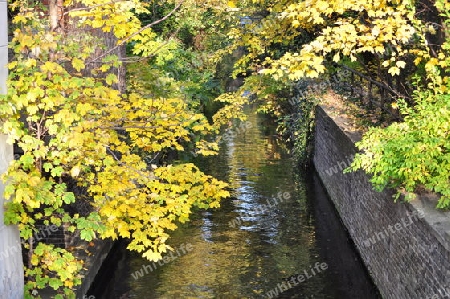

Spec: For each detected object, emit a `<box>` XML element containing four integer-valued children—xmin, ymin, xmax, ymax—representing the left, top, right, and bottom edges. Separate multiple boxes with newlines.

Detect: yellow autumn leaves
<box><xmin>2</xmin><ymin>0</ymin><xmax>235</xmax><ymax>295</ymax></box>
<box><xmin>233</xmin><ymin>0</ymin><xmax>423</xmax><ymax>82</ymax></box>
<box><xmin>272</xmin><ymin>0</ymin><xmax>416</xmax><ymax>80</ymax></box>
<box><xmin>96</xmin><ymin>163</ymin><xmax>228</xmax><ymax>261</ymax></box>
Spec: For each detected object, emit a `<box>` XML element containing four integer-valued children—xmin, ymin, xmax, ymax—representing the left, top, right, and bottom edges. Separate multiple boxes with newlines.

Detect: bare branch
<box><xmin>88</xmin><ymin>1</ymin><xmax>184</xmax><ymax>63</ymax></box>
<box><xmin>65</xmin><ymin>0</ymin><xmax>123</xmax><ymax>15</ymax></box>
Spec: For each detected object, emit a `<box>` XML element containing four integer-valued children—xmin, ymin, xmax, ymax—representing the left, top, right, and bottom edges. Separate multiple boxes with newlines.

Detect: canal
<box><xmin>88</xmin><ymin>109</ymin><xmax>380</xmax><ymax>298</ymax></box>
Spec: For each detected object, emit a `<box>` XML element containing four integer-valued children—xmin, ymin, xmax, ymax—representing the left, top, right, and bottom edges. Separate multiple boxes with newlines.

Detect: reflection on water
<box><xmin>89</xmin><ymin>109</ymin><xmax>380</xmax><ymax>299</ymax></box>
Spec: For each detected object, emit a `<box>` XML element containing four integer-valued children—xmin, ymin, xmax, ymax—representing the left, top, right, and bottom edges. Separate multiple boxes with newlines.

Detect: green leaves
<box><xmin>63</xmin><ymin>192</ymin><xmax>75</xmax><ymax>204</ymax></box>
<box><xmin>105</xmin><ymin>73</ymin><xmax>118</xmax><ymax>86</ymax></box>
<box><xmin>50</xmin><ymin>166</ymin><xmax>64</xmax><ymax>177</ymax></box>
<box><xmin>349</xmin><ymin>85</ymin><xmax>450</xmax><ymax>208</ymax></box>
<box><xmin>80</xmin><ymin>230</ymin><xmax>95</xmax><ymax>241</ymax></box>
<box><xmin>24</xmin><ymin>243</ymin><xmax>83</xmax><ymax>297</ymax></box>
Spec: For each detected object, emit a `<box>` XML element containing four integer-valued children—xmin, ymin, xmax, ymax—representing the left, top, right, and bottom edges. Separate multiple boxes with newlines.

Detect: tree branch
<box><xmin>65</xmin><ymin>0</ymin><xmax>123</xmax><ymax>15</ymax></box>
<box><xmin>88</xmin><ymin>1</ymin><xmax>184</xmax><ymax>63</ymax></box>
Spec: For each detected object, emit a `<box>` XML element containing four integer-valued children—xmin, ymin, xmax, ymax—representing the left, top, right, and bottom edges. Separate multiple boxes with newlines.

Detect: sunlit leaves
<box><xmin>71</xmin><ymin>58</ymin><xmax>85</xmax><ymax>72</ymax></box>
<box><xmin>24</xmin><ymin>243</ymin><xmax>83</xmax><ymax>296</ymax></box>
<box><xmin>95</xmin><ymin>163</ymin><xmax>229</xmax><ymax>260</ymax></box>
<box><xmin>349</xmin><ymin>85</ymin><xmax>450</xmax><ymax>208</ymax></box>
<box><xmin>5</xmin><ymin>0</ymin><xmax>231</xmax><ymax>296</ymax></box>
<box><xmin>229</xmin><ymin>0</ymin><xmax>418</xmax><ymax>81</ymax></box>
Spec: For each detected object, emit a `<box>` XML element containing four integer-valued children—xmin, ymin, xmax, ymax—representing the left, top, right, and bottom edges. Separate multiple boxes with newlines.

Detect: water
<box><xmin>88</xmin><ymin>110</ymin><xmax>380</xmax><ymax>299</ymax></box>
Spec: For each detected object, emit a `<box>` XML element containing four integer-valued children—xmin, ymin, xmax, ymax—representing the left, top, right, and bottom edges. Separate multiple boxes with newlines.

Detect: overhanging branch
<box><xmin>88</xmin><ymin>1</ymin><xmax>184</xmax><ymax>63</ymax></box>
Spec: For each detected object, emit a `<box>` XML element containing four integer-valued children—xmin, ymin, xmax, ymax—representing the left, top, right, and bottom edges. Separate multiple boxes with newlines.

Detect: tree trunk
<box><xmin>0</xmin><ymin>2</ymin><xmax>25</xmax><ymax>298</ymax></box>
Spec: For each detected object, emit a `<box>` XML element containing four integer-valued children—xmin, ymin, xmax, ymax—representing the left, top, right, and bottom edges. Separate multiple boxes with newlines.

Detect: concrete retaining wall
<box><xmin>313</xmin><ymin>105</ymin><xmax>450</xmax><ymax>299</ymax></box>
<box><xmin>0</xmin><ymin>5</ymin><xmax>25</xmax><ymax>298</ymax></box>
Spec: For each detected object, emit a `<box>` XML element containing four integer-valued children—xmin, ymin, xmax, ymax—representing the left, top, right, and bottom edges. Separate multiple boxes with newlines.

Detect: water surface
<box><xmin>89</xmin><ymin>110</ymin><xmax>380</xmax><ymax>299</ymax></box>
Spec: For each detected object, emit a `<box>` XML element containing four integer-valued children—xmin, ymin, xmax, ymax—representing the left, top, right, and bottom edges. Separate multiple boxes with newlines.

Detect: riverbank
<box><xmin>313</xmin><ymin>102</ymin><xmax>450</xmax><ymax>299</ymax></box>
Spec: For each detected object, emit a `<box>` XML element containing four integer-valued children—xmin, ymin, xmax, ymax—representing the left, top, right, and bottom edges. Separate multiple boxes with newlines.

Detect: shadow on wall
<box><xmin>307</xmin><ymin>169</ymin><xmax>381</xmax><ymax>299</ymax></box>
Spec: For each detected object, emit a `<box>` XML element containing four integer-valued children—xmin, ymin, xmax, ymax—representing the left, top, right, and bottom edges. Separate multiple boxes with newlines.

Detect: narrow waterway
<box><xmin>88</xmin><ymin>109</ymin><xmax>380</xmax><ymax>299</ymax></box>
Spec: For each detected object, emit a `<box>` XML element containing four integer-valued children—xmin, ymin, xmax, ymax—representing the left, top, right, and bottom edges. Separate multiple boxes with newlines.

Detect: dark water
<box><xmin>88</xmin><ymin>110</ymin><xmax>380</xmax><ymax>299</ymax></box>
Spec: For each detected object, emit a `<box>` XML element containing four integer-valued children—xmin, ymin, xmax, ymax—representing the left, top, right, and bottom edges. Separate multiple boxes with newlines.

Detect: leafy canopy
<box><xmin>2</xmin><ymin>0</ymin><xmax>231</xmax><ymax>296</ymax></box>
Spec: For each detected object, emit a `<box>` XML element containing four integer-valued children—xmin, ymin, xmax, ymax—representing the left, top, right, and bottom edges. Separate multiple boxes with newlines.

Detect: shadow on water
<box><xmin>272</xmin><ymin>170</ymin><xmax>382</xmax><ymax>299</ymax></box>
<box><xmin>87</xmin><ymin>109</ymin><xmax>380</xmax><ymax>299</ymax></box>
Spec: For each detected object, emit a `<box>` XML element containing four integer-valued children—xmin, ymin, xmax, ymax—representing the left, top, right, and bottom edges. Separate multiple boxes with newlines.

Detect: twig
<box><xmin>65</xmin><ymin>0</ymin><xmax>123</xmax><ymax>15</ymax></box>
<box><xmin>88</xmin><ymin>1</ymin><xmax>184</xmax><ymax>63</ymax></box>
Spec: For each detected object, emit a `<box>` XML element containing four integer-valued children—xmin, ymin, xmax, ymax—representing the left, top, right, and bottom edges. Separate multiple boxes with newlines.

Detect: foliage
<box><xmin>215</xmin><ymin>0</ymin><xmax>421</xmax><ymax>152</ymax></box>
<box><xmin>24</xmin><ymin>243</ymin><xmax>83</xmax><ymax>298</ymax></box>
<box><xmin>222</xmin><ymin>0</ymin><xmax>417</xmax><ymax>82</ymax></box>
<box><xmin>127</xmin><ymin>44</ymin><xmax>222</xmax><ymax>114</ymax></box>
<box><xmin>347</xmin><ymin>0</ymin><xmax>450</xmax><ymax>208</ymax></box>
<box><xmin>127</xmin><ymin>0</ymin><xmax>238</xmax><ymax>119</ymax></box>
<box><xmin>277</xmin><ymin>80</ymin><xmax>320</xmax><ymax>166</ymax></box>
<box><xmin>349</xmin><ymin>78</ymin><xmax>450</xmax><ymax>208</ymax></box>
<box><xmin>2</xmin><ymin>0</ymin><xmax>231</xmax><ymax>296</ymax></box>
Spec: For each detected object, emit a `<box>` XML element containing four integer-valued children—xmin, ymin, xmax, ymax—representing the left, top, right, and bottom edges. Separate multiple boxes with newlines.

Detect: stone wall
<box><xmin>33</xmin><ymin>224</ymin><xmax>75</xmax><ymax>249</ymax></box>
<box><xmin>313</xmin><ymin>105</ymin><xmax>450</xmax><ymax>299</ymax></box>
